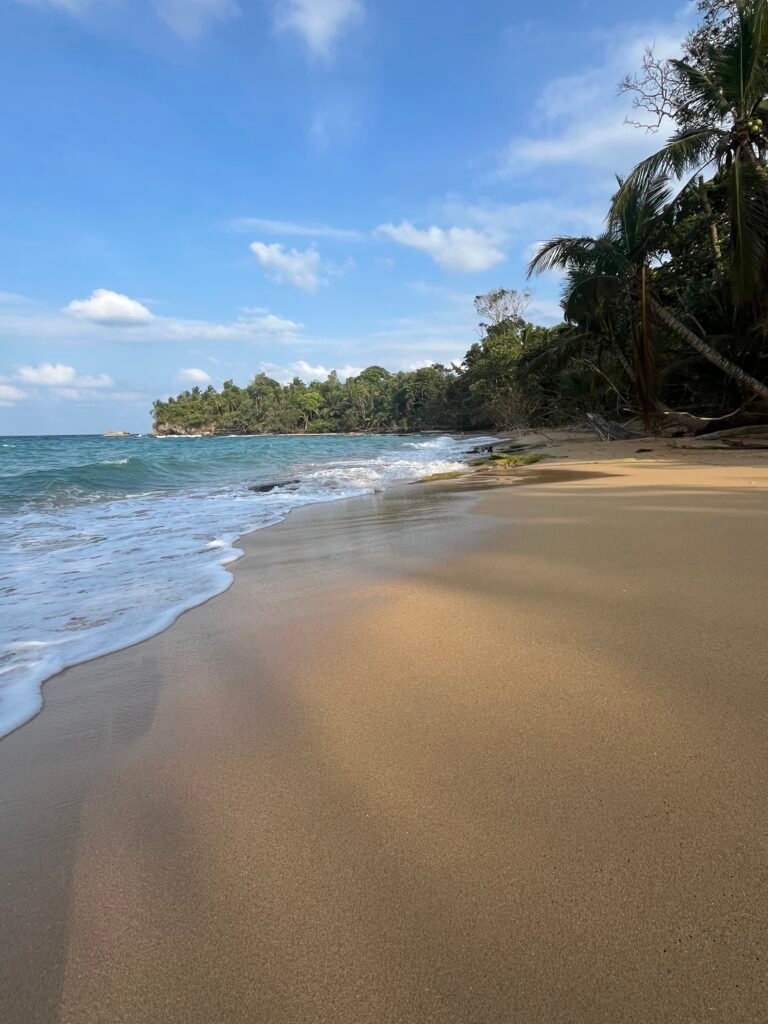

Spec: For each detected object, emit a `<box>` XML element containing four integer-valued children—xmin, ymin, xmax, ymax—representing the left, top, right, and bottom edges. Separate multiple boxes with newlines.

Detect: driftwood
<box><xmin>677</xmin><ymin>444</ymin><xmax>768</xmax><ymax>450</ymax></box>
<box><xmin>681</xmin><ymin>425</ymin><xmax>768</xmax><ymax>450</ymax></box>
<box><xmin>585</xmin><ymin>413</ymin><xmax>641</xmax><ymax>441</ymax></box>
<box><xmin>696</xmin><ymin>424</ymin><xmax>768</xmax><ymax>442</ymax></box>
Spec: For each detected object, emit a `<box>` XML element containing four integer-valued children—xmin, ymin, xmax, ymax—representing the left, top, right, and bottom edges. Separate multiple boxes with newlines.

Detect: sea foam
<box><xmin>0</xmin><ymin>432</ymin><xmax>494</xmax><ymax>738</ymax></box>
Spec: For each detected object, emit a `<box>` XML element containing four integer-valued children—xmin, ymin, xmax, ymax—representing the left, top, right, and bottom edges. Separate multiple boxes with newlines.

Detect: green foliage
<box><xmin>523</xmin><ymin>1</ymin><xmax>768</xmax><ymax>423</ymax></box>
<box><xmin>153</xmin><ymin>295</ymin><xmax>572</xmax><ymax>435</ymax></box>
<box><xmin>617</xmin><ymin>0</ymin><xmax>768</xmax><ymax>301</ymax></box>
<box><xmin>153</xmin><ymin>363</ymin><xmax>462</xmax><ymax>435</ymax></box>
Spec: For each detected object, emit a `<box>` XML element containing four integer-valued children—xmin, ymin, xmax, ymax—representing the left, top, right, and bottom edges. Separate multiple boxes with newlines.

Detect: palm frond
<box><xmin>727</xmin><ymin>149</ymin><xmax>768</xmax><ymax>299</ymax></box>
<box><xmin>526</xmin><ymin>236</ymin><xmax>599</xmax><ymax>276</ymax></box>
<box><xmin>746</xmin><ymin>0</ymin><xmax>768</xmax><ymax>103</ymax></box>
<box><xmin>608</xmin><ymin>173</ymin><xmax>674</xmax><ymax>256</ymax></box>
<box><xmin>613</xmin><ymin>128</ymin><xmax>722</xmax><ymax>215</ymax></box>
<box><xmin>517</xmin><ymin>330</ymin><xmax>597</xmax><ymax>375</ymax></box>
<box><xmin>668</xmin><ymin>59</ymin><xmax>731</xmax><ymax>120</ymax></box>
<box><xmin>562</xmin><ymin>272</ymin><xmax>622</xmax><ymax>322</ymax></box>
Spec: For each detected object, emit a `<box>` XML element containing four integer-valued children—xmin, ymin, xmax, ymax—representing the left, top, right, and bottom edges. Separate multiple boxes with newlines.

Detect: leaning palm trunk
<box><xmin>650</xmin><ymin>297</ymin><xmax>768</xmax><ymax>402</ymax></box>
<box><xmin>634</xmin><ymin>266</ymin><xmax>657</xmax><ymax>428</ymax></box>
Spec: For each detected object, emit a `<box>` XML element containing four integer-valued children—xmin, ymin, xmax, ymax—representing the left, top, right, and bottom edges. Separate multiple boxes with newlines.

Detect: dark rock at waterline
<box><xmin>467</xmin><ymin>442</ymin><xmax>534</xmax><ymax>455</ymax></box>
<box><xmin>248</xmin><ymin>479</ymin><xmax>301</xmax><ymax>494</ymax></box>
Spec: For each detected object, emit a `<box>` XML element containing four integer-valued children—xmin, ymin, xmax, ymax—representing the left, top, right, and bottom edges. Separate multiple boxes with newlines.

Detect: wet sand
<box><xmin>1</xmin><ymin>442</ymin><xmax>767</xmax><ymax>1023</ymax></box>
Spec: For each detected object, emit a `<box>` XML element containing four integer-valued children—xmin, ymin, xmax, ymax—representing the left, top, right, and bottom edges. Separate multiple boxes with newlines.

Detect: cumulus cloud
<box><xmin>274</xmin><ymin>0</ymin><xmax>364</xmax><ymax>58</ymax></box>
<box><xmin>178</xmin><ymin>367</ymin><xmax>212</xmax><ymax>383</ymax></box>
<box><xmin>154</xmin><ymin>0</ymin><xmax>239</xmax><ymax>40</ymax></box>
<box><xmin>260</xmin><ymin>360</ymin><xmax>362</xmax><ymax>384</ymax></box>
<box><xmin>0</xmin><ymin>299</ymin><xmax>303</xmax><ymax>345</ymax></box>
<box><xmin>375</xmin><ymin>222</ymin><xmax>506</xmax><ymax>273</ymax></box>
<box><xmin>16</xmin><ymin>363</ymin><xmax>114</xmax><ymax>388</ymax></box>
<box><xmin>0</xmin><ymin>383</ymin><xmax>27</xmax><ymax>403</ymax></box>
<box><xmin>66</xmin><ymin>289</ymin><xmax>154</xmax><ymax>325</ymax></box>
<box><xmin>17</xmin><ymin>362</ymin><xmax>76</xmax><ymax>386</ymax></box>
<box><xmin>249</xmin><ymin>241</ymin><xmax>325</xmax><ymax>291</ymax></box>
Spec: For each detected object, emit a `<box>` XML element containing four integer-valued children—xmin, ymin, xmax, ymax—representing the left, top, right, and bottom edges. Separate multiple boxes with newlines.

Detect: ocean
<box><xmin>0</xmin><ymin>432</ymin><xmax>492</xmax><ymax>738</ymax></box>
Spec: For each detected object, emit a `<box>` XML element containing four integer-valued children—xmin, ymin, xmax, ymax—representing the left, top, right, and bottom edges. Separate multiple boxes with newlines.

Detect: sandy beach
<box><xmin>1</xmin><ymin>437</ymin><xmax>767</xmax><ymax>1023</ymax></box>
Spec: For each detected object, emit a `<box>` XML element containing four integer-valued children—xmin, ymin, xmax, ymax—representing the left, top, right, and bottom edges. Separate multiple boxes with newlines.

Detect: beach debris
<box><xmin>694</xmin><ymin>425</ymin><xmax>768</xmax><ymax>448</ymax></box>
<box><xmin>417</xmin><ymin>470</ymin><xmax>465</xmax><ymax>483</ymax></box>
<box><xmin>468</xmin><ymin>453</ymin><xmax>544</xmax><ymax>468</ymax></box>
<box><xmin>585</xmin><ymin>413</ymin><xmax>641</xmax><ymax>441</ymax></box>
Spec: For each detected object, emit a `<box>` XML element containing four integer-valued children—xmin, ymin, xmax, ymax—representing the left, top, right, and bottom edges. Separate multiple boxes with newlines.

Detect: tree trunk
<box><xmin>698</xmin><ymin>176</ymin><xmax>723</xmax><ymax>267</ymax></box>
<box><xmin>650</xmin><ymin>296</ymin><xmax>768</xmax><ymax>402</ymax></box>
<box><xmin>613</xmin><ymin>344</ymin><xmax>635</xmax><ymax>382</ymax></box>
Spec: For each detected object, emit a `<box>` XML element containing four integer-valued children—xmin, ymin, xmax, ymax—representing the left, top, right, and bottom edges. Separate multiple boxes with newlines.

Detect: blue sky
<box><xmin>0</xmin><ymin>0</ymin><xmax>694</xmax><ymax>433</ymax></box>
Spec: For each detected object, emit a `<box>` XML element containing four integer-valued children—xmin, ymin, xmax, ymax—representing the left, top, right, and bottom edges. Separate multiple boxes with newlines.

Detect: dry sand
<box><xmin>1</xmin><ymin>438</ymin><xmax>767</xmax><ymax>1023</ymax></box>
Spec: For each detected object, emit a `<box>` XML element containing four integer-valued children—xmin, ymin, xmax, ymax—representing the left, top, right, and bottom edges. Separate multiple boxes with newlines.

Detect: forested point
<box><xmin>154</xmin><ymin>0</ymin><xmax>768</xmax><ymax>438</ymax></box>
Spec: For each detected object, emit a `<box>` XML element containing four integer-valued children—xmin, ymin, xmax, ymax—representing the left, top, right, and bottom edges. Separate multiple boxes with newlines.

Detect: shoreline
<box><xmin>0</xmin><ymin>431</ymin><xmax>487</xmax><ymax>741</ymax></box>
<box><xmin>1</xmin><ymin>438</ymin><xmax>767</xmax><ymax>1021</ymax></box>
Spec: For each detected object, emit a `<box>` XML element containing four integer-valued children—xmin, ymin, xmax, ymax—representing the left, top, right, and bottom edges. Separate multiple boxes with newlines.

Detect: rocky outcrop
<box><xmin>248</xmin><ymin>479</ymin><xmax>300</xmax><ymax>493</ymax></box>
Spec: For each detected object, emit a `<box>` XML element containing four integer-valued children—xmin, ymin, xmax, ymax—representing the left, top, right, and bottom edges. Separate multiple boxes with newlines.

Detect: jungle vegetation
<box><xmin>154</xmin><ymin>0</ymin><xmax>768</xmax><ymax>437</ymax></box>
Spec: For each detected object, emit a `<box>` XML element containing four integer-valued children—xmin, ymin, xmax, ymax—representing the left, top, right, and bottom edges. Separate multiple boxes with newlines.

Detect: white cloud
<box><xmin>0</xmin><ymin>383</ymin><xmax>27</xmax><ymax>403</ymax></box>
<box><xmin>232</xmin><ymin>217</ymin><xmax>362</xmax><ymax>241</ymax></box>
<box><xmin>375</xmin><ymin>222</ymin><xmax>506</xmax><ymax>273</ymax></box>
<box><xmin>154</xmin><ymin>0</ymin><xmax>239</xmax><ymax>40</ymax></box>
<box><xmin>159</xmin><ymin>311</ymin><xmax>304</xmax><ymax>341</ymax></box>
<box><xmin>178</xmin><ymin>367</ymin><xmax>212</xmax><ymax>383</ymax></box>
<box><xmin>334</xmin><ymin>363</ymin><xmax>363</xmax><ymax>380</ymax></box>
<box><xmin>249</xmin><ymin>241</ymin><xmax>325</xmax><ymax>291</ymax></box>
<box><xmin>17</xmin><ymin>362</ymin><xmax>76</xmax><ymax>386</ymax></box>
<box><xmin>0</xmin><ymin>299</ymin><xmax>304</xmax><ymax>346</ymax></box>
<box><xmin>274</xmin><ymin>0</ymin><xmax>364</xmax><ymax>58</ymax></box>
<box><xmin>66</xmin><ymin>289</ymin><xmax>154</xmax><ymax>325</ymax></box>
<box><xmin>16</xmin><ymin>363</ymin><xmax>114</xmax><ymax>388</ymax></box>
<box><xmin>500</xmin><ymin>15</ymin><xmax>693</xmax><ymax>178</ymax></box>
<box><xmin>439</xmin><ymin>197</ymin><xmax>604</xmax><ymax>241</ymax></box>
<box><xmin>260</xmin><ymin>359</ymin><xmax>362</xmax><ymax>384</ymax></box>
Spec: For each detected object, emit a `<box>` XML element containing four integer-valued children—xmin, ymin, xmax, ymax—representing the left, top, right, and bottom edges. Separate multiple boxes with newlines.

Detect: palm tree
<box><xmin>615</xmin><ymin>0</ymin><xmax>768</xmax><ymax>301</ymax></box>
<box><xmin>528</xmin><ymin>174</ymin><xmax>674</xmax><ymax>424</ymax></box>
<box><xmin>529</xmin><ymin>175</ymin><xmax>768</xmax><ymax>411</ymax></box>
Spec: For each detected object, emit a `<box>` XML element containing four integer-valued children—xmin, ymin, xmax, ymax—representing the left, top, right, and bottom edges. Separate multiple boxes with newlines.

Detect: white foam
<box><xmin>0</xmin><ymin>433</ymin><xmax>497</xmax><ymax>738</ymax></box>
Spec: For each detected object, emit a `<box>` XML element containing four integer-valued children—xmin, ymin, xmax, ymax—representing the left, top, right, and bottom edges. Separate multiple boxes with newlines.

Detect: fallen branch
<box><xmin>586</xmin><ymin>412</ymin><xmax>642</xmax><ymax>441</ymax></box>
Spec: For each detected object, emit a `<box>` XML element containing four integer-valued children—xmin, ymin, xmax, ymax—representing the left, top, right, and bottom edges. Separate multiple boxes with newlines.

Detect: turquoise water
<box><xmin>0</xmin><ymin>432</ymin><xmax>490</xmax><ymax>738</ymax></box>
